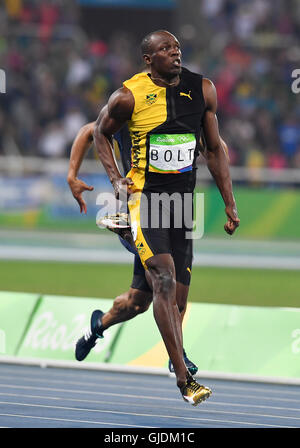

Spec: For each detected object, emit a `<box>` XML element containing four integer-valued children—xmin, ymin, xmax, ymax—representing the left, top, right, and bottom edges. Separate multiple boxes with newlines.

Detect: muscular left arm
<box><xmin>202</xmin><ymin>78</ymin><xmax>240</xmax><ymax>235</ymax></box>
<box><xmin>200</xmin><ymin>134</ymin><xmax>229</xmax><ymax>162</ymax></box>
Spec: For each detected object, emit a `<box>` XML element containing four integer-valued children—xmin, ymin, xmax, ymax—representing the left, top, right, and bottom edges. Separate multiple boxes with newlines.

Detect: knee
<box><xmin>156</xmin><ymin>270</ymin><xmax>176</xmax><ymax>295</ymax></box>
<box><xmin>133</xmin><ymin>301</ymin><xmax>151</xmax><ymax>315</ymax></box>
<box><xmin>128</xmin><ymin>291</ymin><xmax>152</xmax><ymax>316</ymax></box>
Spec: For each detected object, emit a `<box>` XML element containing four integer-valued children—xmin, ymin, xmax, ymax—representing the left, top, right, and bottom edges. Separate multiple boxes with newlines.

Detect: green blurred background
<box><xmin>1</xmin><ymin>185</ymin><xmax>299</xmax><ymax>307</ymax></box>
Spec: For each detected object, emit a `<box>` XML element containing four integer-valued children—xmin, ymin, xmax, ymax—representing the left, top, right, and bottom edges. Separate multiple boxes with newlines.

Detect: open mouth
<box><xmin>173</xmin><ymin>58</ymin><xmax>181</xmax><ymax>68</ymax></box>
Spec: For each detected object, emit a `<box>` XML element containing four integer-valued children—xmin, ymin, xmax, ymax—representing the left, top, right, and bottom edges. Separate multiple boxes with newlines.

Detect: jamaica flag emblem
<box><xmin>136</xmin><ymin>242</ymin><xmax>146</xmax><ymax>256</ymax></box>
<box><xmin>146</xmin><ymin>93</ymin><xmax>157</xmax><ymax>105</ymax></box>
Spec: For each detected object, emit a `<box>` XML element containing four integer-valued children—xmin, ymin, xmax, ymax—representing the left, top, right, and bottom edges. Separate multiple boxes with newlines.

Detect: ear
<box><xmin>143</xmin><ymin>54</ymin><xmax>152</xmax><ymax>65</ymax></box>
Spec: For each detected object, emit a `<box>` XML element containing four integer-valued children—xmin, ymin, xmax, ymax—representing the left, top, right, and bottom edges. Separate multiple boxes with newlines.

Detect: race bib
<box><xmin>149</xmin><ymin>134</ymin><xmax>196</xmax><ymax>174</ymax></box>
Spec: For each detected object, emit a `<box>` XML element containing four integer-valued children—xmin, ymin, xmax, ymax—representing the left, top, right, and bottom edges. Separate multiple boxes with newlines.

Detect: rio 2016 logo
<box><xmin>291</xmin><ymin>69</ymin><xmax>300</xmax><ymax>94</ymax></box>
<box><xmin>0</xmin><ymin>69</ymin><xmax>6</xmax><ymax>93</ymax></box>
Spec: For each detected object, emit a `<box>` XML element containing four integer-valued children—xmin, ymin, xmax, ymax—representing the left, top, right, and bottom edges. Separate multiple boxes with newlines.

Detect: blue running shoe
<box><xmin>75</xmin><ymin>310</ymin><xmax>104</xmax><ymax>361</ymax></box>
<box><xmin>169</xmin><ymin>349</ymin><xmax>198</xmax><ymax>376</ymax></box>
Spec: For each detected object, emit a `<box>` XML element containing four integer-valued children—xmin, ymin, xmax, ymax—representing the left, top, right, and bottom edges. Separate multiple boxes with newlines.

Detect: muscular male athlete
<box><xmin>67</xmin><ymin>118</ymin><xmax>201</xmax><ymax>376</ymax></box>
<box><xmin>73</xmin><ymin>30</ymin><xmax>239</xmax><ymax>405</ymax></box>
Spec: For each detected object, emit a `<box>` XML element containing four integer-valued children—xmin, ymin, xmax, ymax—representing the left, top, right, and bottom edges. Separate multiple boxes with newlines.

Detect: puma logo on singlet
<box><xmin>180</xmin><ymin>90</ymin><xmax>192</xmax><ymax>100</ymax></box>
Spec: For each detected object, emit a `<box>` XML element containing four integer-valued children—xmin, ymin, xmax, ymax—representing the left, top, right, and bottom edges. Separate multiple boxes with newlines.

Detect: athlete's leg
<box><xmin>171</xmin><ymin>217</ymin><xmax>193</xmax><ymax>322</ymax></box>
<box><xmin>75</xmin><ymin>253</ymin><xmax>152</xmax><ymax>362</ymax></box>
<box><xmin>75</xmin><ymin>287</ymin><xmax>152</xmax><ymax>362</ymax></box>
<box><xmin>143</xmin><ymin>260</ymin><xmax>188</xmax><ymax>323</ymax></box>
<box><xmin>129</xmin><ymin>193</ymin><xmax>189</xmax><ymax>388</ymax></box>
<box><xmin>146</xmin><ymin>269</ymin><xmax>187</xmax><ymax>322</ymax></box>
<box><xmin>99</xmin><ymin>274</ymin><xmax>200</xmax><ymax>335</ymax></box>
<box><xmin>100</xmin><ymin>249</ymin><xmax>152</xmax><ymax>330</ymax></box>
<box><xmin>146</xmin><ymin>253</ymin><xmax>188</xmax><ymax>389</ymax></box>
<box><xmin>165</xmin><ymin>281</ymin><xmax>198</xmax><ymax>375</ymax></box>
<box><xmin>176</xmin><ymin>281</ymin><xmax>188</xmax><ymax>323</ymax></box>
<box><xmin>145</xmin><ymin>262</ymin><xmax>197</xmax><ymax>375</ymax></box>
<box><xmin>100</xmin><ymin>288</ymin><xmax>152</xmax><ymax>331</ymax></box>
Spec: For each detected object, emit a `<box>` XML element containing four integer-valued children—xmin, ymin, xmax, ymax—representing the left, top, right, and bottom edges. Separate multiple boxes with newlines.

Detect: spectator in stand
<box><xmin>0</xmin><ymin>0</ymin><xmax>299</xmax><ymax>171</ymax></box>
<box><xmin>278</xmin><ymin>116</ymin><xmax>300</xmax><ymax>166</ymax></box>
<box><xmin>267</xmin><ymin>147</ymin><xmax>288</xmax><ymax>171</ymax></box>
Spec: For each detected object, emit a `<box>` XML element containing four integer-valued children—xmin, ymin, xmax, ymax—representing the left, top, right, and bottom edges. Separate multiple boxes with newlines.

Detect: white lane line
<box><xmin>206</xmin><ymin>400</ymin><xmax>300</xmax><ymax>413</ymax></box>
<box><xmin>0</xmin><ymin>374</ymin><xmax>299</xmax><ymax>400</ymax></box>
<box><xmin>0</xmin><ymin>391</ymin><xmax>299</xmax><ymax>415</ymax></box>
<box><xmin>0</xmin><ymin>395</ymin><xmax>299</xmax><ymax>424</ymax></box>
<box><xmin>1</xmin><ymin>382</ymin><xmax>300</xmax><ymax>409</ymax></box>
<box><xmin>0</xmin><ymin>374</ymin><xmax>174</xmax><ymax>393</ymax></box>
<box><xmin>0</xmin><ymin>366</ymin><xmax>158</xmax><ymax>381</ymax></box>
<box><xmin>0</xmin><ymin>401</ymin><xmax>296</xmax><ymax>428</ymax></box>
<box><xmin>0</xmin><ymin>381</ymin><xmax>299</xmax><ymax>407</ymax></box>
<box><xmin>2</xmin><ymin>366</ymin><xmax>300</xmax><ymax>393</ymax></box>
<box><xmin>1</xmin><ymin>358</ymin><xmax>299</xmax><ymax>386</ymax></box>
<box><xmin>0</xmin><ymin>382</ymin><xmax>179</xmax><ymax>401</ymax></box>
<box><xmin>0</xmin><ymin>370</ymin><xmax>175</xmax><ymax>390</ymax></box>
<box><xmin>3</xmin><ymin>365</ymin><xmax>300</xmax><ymax>391</ymax></box>
<box><xmin>0</xmin><ymin>413</ymin><xmax>153</xmax><ymax>428</ymax></box>
<box><xmin>0</xmin><ymin>368</ymin><xmax>166</xmax><ymax>386</ymax></box>
<box><xmin>0</xmin><ymin>374</ymin><xmax>194</xmax><ymax>398</ymax></box>
<box><xmin>2</xmin><ymin>245</ymin><xmax>300</xmax><ymax>269</ymax></box>
<box><xmin>2</xmin><ymin>368</ymin><xmax>299</xmax><ymax>393</ymax></box>
<box><xmin>218</xmin><ymin>392</ymin><xmax>300</xmax><ymax>403</ymax></box>
<box><xmin>0</xmin><ymin>392</ymin><xmax>62</xmax><ymax>401</ymax></box>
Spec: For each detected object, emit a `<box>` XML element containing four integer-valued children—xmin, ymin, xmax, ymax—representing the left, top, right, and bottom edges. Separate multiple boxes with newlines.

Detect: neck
<box><xmin>148</xmin><ymin>70</ymin><xmax>180</xmax><ymax>87</ymax></box>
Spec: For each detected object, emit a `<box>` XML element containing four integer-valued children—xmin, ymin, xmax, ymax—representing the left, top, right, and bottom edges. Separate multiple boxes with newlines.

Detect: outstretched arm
<box><xmin>67</xmin><ymin>121</ymin><xmax>95</xmax><ymax>214</ymax></box>
<box><xmin>202</xmin><ymin>78</ymin><xmax>240</xmax><ymax>235</ymax></box>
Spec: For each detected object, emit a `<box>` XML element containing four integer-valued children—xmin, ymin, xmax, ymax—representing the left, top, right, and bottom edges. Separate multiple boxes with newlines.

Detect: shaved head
<box><xmin>141</xmin><ymin>30</ymin><xmax>177</xmax><ymax>56</ymax></box>
<box><xmin>140</xmin><ymin>29</ymin><xmax>182</xmax><ymax>80</ymax></box>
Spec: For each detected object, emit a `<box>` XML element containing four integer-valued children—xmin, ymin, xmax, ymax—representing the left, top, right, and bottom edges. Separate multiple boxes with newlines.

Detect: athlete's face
<box><xmin>144</xmin><ymin>32</ymin><xmax>182</xmax><ymax>78</ymax></box>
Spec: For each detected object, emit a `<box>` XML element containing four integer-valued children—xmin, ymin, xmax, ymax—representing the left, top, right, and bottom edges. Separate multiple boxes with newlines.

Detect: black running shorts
<box><xmin>128</xmin><ymin>190</ymin><xmax>193</xmax><ymax>286</ymax></box>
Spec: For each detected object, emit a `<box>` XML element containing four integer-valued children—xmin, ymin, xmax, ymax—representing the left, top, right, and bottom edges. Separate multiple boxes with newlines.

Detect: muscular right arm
<box><xmin>93</xmin><ymin>87</ymin><xmax>135</xmax><ymax>197</ymax></box>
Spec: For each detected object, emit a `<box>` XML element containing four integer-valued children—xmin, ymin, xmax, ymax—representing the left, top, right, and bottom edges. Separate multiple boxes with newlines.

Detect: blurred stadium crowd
<box><xmin>0</xmin><ymin>0</ymin><xmax>299</xmax><ymax>170</ymax></box>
